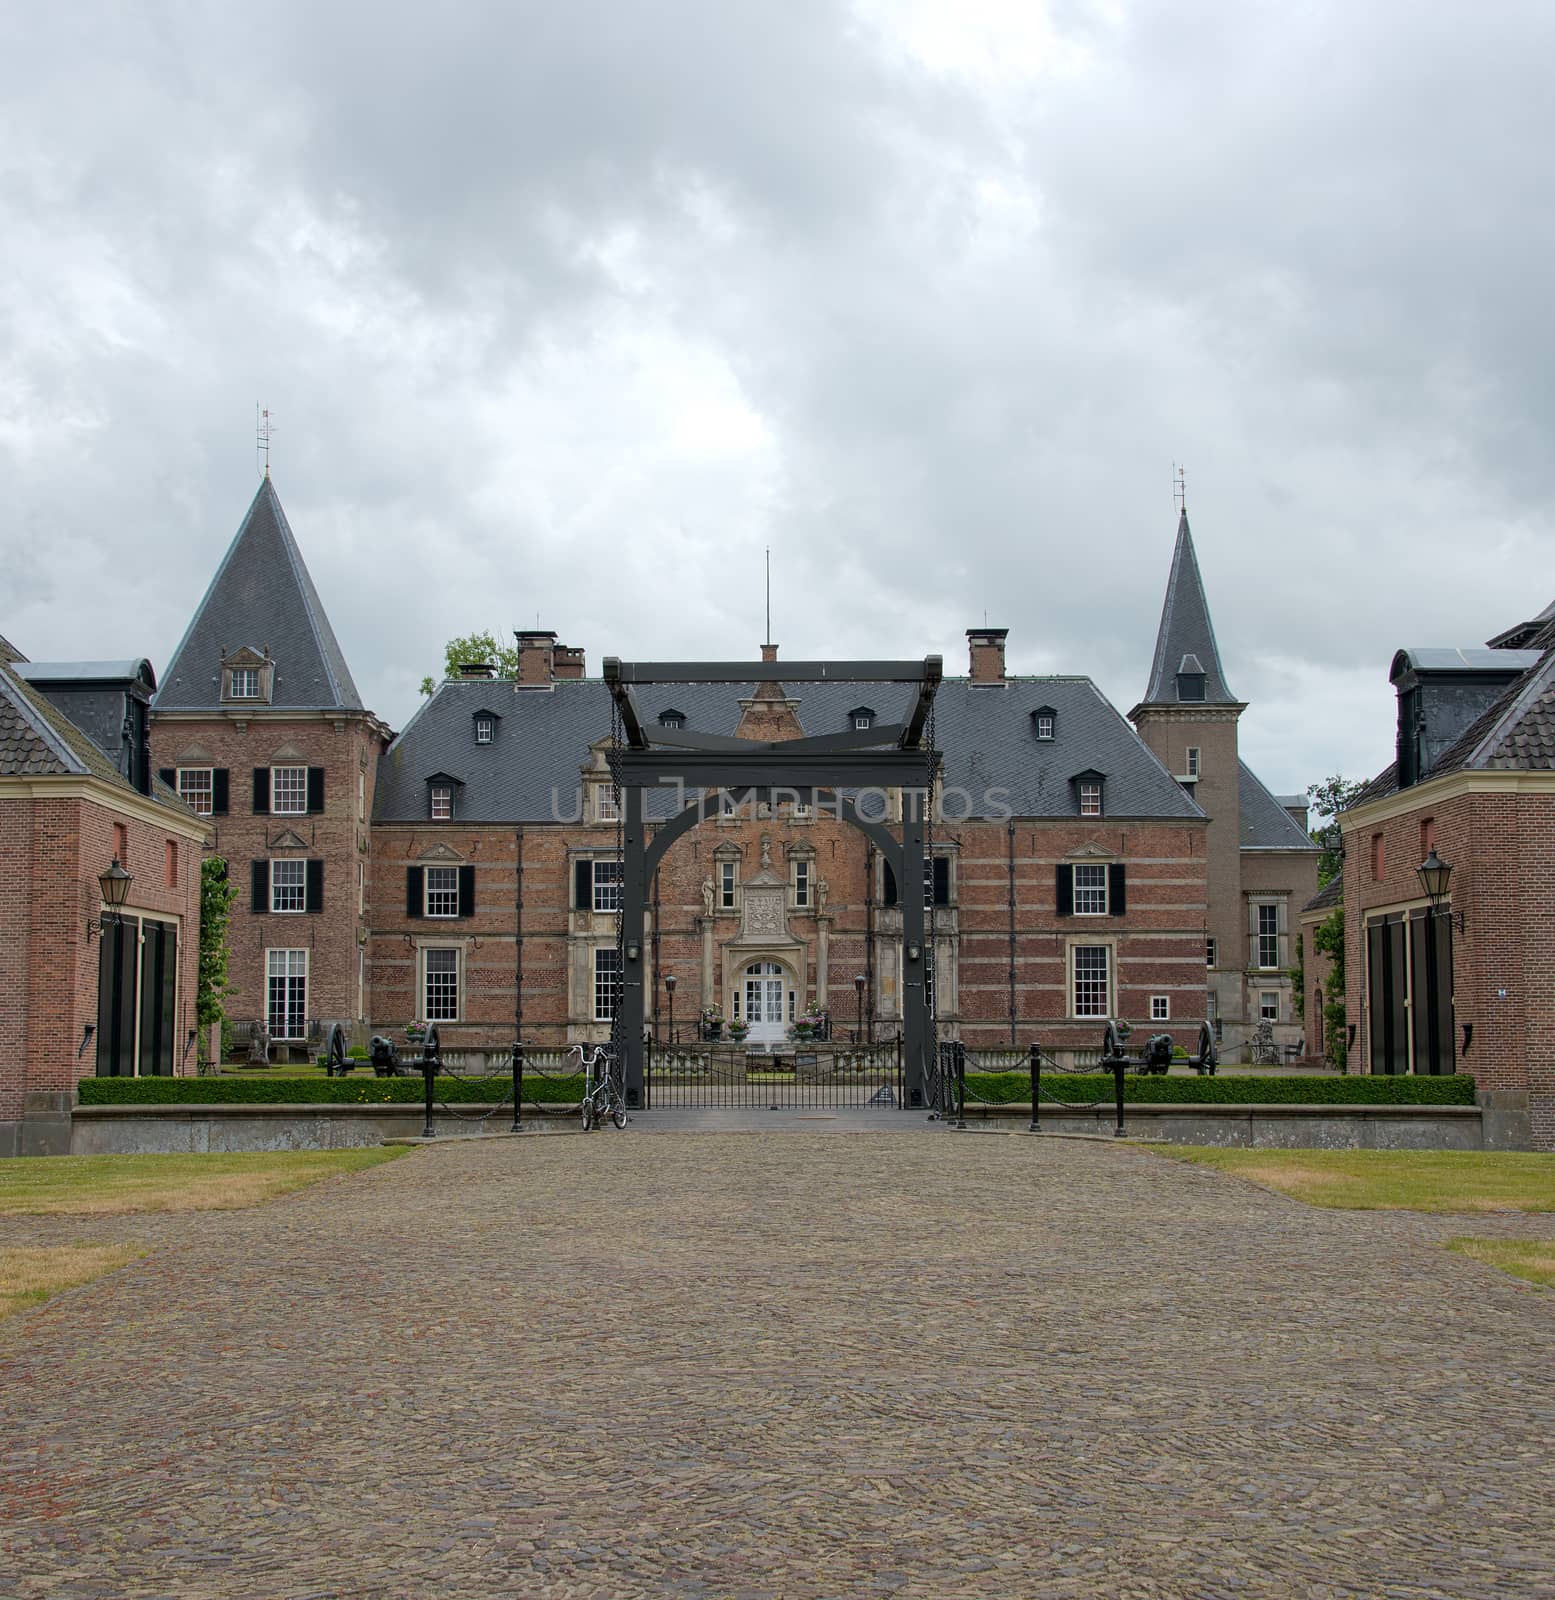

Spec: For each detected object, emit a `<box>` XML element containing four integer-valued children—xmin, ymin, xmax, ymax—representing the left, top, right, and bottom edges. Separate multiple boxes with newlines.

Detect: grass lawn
<box><xmin>1149</xmin><ymin>1147</ymin><xmax>1555</xmax><ymax>1212</ymax></box>
<box><xmin>1445</xmin><ymin>1238</ymin><xmax>1555</xmax><ymax>1290</ymax></box>
<box><xmin>1</xmin><ymin>1244</ymin><xmax>145</xmax><ymax>1320</ymax></box>
<box><xmin>0</xmin><ymin>1148</ymin><xmax>409</xmax><ymax>1217</ymax></box>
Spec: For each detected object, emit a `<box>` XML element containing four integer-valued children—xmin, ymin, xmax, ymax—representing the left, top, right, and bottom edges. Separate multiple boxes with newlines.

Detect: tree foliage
<box><xmin>1313</xmin><ymin>905</ymin><xmax>1348</xmax><ymax>1070</ymax></box>
<box><xmin>421</xmin><ymin>629</ymin><xmax>523</xmax><ymax>696</ymax></box>
<box><xmin>197</xmin><ymin>856</ymin><xmax>239</xmax><ymax>1064</ymax></box>
<box><xmin>1306</xmin><ymin>773</ymin><xmax>1365</xmax><ymax>886</ymax></box>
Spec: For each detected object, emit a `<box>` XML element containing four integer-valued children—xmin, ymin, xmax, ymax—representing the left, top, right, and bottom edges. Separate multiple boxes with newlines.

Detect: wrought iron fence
<box><xmin>644</xmin><ymin>1039</ymin><xmax>903</xmax><ymax>1110</ymax></box>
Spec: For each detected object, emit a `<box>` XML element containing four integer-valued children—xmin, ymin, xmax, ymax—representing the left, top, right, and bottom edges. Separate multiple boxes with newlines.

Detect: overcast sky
<box><xmin>4</xmin><ymin>1</ymin><xmax>1552</xmax><ymax>799</ymax></box>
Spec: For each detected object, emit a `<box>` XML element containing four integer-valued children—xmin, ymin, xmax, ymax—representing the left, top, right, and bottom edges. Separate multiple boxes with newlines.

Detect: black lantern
<box><xmin>853</xmin><ymin>973</ymin><xmax>866</xmax><ymax>1043</ymax></box>
<box><xmin>1416</xmin><ymin>849</ymin><xmax>1464</xmax><ymax>932</ymax></box>
<box><xmin>663</xmin><ymin>972</ymin><xmax>677</xmax><ymax>1044</ymax></box>
<box><xmin>89</xmin><ymin>856</ymin><xmax>133</xmax><ymax>938</ymax></box>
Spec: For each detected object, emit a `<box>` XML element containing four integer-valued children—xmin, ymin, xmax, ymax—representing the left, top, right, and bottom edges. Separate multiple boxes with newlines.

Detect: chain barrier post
<box><xmin>954</xmin><ymin>1041</ymin><xmax>967</xmax><ymax>1131</ymax></box>
<box><xmin>511</xmin><ymin>1040</ymin><xmax>524</xmax><ymax>1133</ymax></box>
<box><xmin>1113</xmin><ymin>1057</ymin><xmax>1126</xmax><ymax>1137</ymax></box>
<box><xmin>1028</xmin><ymin>1042</ymin><xmax>1041</xmax><ymax>1134</ymax></box>
<box><xmin>421</xmin><ymin>1025</ymin><xmax>440</xmax><ymax>1139</ymax></box>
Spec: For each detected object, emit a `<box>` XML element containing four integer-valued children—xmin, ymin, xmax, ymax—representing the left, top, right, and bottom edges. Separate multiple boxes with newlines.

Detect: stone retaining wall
<box><xmin>66</xmin><ymin>1101</ymin><xmax>1495</xmax><ymax>1153</ymax></box>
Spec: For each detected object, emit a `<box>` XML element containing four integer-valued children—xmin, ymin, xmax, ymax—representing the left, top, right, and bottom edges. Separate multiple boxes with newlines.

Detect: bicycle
<box><xmin>572</xmin><ymin>1041</ymin><xmax>628</xmax><ymax>1132</ymax></box>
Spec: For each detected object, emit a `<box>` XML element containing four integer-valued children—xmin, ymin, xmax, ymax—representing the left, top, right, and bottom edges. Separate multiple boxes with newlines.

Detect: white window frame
<box><xmin>854</xmin><ymin>714</ymin><xmax>873</xmax><ymax>731</ymax></box>
<box><xmin>594</xmin><ymin>947</ymin><xmax>622</xmax><ymax>1022</ymax></box>
<box><xmin>357</xmin><ymin>770</ymin><xmax>366</xmax><ymax>822</ymax></box>
<box><xmin>595</xmin><ymin>784</ymin><xmax>619</xmax><ymax>823</ymax></box>
<box><xmin>430</xmin><ymin>784</ymin><xmax>453</xmax><ymax>821</ymax></box>
<box><xmin>425</xmin><ymin>865</ymin><xmax>459</xmax><ymax>918</ymax></box>
<box><xmin>1070</xmin><ymin>943</ymin><xmax>1112</xmax><ymax>1019</ymax></box>
<box><xmin>176</xmin><ymin>767</ymin><xmax>214</xmax><ymax>816</ymax></box>
<box><xmin>424</xmin><ymin>947</ymin><xmax>461</xmax><ymax>1022</ymax></box>
<box><xmin>1256</xmin><ymin>903</ymin><xmax>1280</xmax><ymax>969</ymax></box>
<box><xmin>270</xmin><ymin>858</ymin><xmax>306</xmax><ymax>914</ymax></box>
<box><xmin>1206</xmin><ymin>938</ymin><xmax>1217</xmax><ymax>967</ymax></box>
<box><xmin>592</xmin><ymin>859</ymin><xmax>622</xmax><ymax>913</ymax></box>
<box><xmin>1035</xmin><ymin>714</ymin><xmax>1055</xmax><ymax>741</ymax></box>
<box><xmin>1260</xmin><ymin>991</ymin><xmax>1279</xmax><ymax>1023</ymax></box>
<box><xmin>1079</xmin><ymin>781</ymin><xmax>1103</xmax><ymax>818</ymax></box>
<box><xmin>720</xmin><ymin>859</ymin><xmax>738</xmax><ymax>910</ymax></box>
<box><xmin>1073</xmin><ymin>863</ymin><xmax>1108</xmax><ymax>916</ymax></box>
<box><xmin>792</xmin><ymin>857</ymin><xmax>811</xmax><ymax>909</ymax></box>
<box><xmin>1186</xmin><ymin>746</ymin><xmax>1201</xmax><ymax>778</ymax></box>
<box><xmin>358</xmin><ymin>860</ymin><xmax>365</xmax><ymax>916</ymax></box>
<box><xmin>475</xmin><ymin>716</ymin><xmax>494</xmax><ymax>745</ymax></box>
<box><xmin>271</xmin><ymin>765</ymin><xmax>308</xmax><ymax>816</ymax></box>
<box><xmin>229</xmin><ymin>667</ymin><xmax>260</xmax><ymax>700</ymax></box>
<box><xmin>1151</xmin><ymin>995</ymin><xmax>1170</xmax><ymax>1022</ymax></box>
<box><xmin>266</xmin><ymin>948</ymin><xmax>308</xmax><ymax>1041</ymax></box>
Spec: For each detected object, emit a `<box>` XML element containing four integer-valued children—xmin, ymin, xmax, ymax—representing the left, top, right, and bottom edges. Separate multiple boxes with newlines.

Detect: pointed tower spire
<box><xmin>1141</xmin><ymin>510</ymin><xmax>1238</xmax><ymax>705</ymax></box>
<box><xmin>156</xmin><ymin>478</ymin><xmax>365</xmax><ymax>712</ymax></box>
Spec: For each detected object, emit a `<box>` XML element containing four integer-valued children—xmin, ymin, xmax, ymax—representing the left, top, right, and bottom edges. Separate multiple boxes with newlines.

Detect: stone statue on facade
<box><xmin>760</xmin><ymin>834</ymin><xmax>772</xmax><ymax>871</ymax></box>
<box><xmin>815</xmin><ymin>877</ymin><xmax>829</xmax><ymax>915</ymax></box>
<box><xmin>701</xmin><ymin>876</ymin><xmax>715</xmax><ymax>916</ymax></box>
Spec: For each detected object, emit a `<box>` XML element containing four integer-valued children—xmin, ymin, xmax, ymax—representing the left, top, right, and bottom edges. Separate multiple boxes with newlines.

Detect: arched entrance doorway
<box><xmin>740</xmin><ymin>960</ymin><xmax>790</xmax><ymax>1045</ymax></box>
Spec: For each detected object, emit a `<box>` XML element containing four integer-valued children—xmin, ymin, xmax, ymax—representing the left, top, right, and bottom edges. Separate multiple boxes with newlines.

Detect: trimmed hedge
<box><xmin>78</xmin><ymin>1074</ymin><xmax>584</xmax><ymax>1107</ymax></box>
<box><xmin>963</xmin><ymin>1073</ymin><xmax>1477</xmax><ymax>1107</ymax></box>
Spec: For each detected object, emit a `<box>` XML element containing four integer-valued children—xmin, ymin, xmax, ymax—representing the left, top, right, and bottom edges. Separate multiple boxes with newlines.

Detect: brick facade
<box><xmin>1</xmin><ymin>785</ymin><xmax>205</xmax><ymax>1153</ymax></box>
<box><xmin>1343</xmin><ymin>778</ymin><xmax>1555</xmax><ymax>1149</ymax></box>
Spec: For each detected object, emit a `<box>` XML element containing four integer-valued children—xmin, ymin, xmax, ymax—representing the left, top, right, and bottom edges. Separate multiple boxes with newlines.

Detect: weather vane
<box><xmin>256</xmin><ymin>406</ymin><xmax>275</xmax><ymax>478</ymax></box>
<box><xmin>1173</xmin><ymin>462</ymin><xmax>1186</xmax><ymax>512</ymax></box>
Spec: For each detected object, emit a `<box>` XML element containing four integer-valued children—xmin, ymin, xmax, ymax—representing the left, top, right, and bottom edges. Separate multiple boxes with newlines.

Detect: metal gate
<box><xmin>644</xmin><ymin>1038</ymin><xmax>904</xmax><ymax>1110</ymax></box>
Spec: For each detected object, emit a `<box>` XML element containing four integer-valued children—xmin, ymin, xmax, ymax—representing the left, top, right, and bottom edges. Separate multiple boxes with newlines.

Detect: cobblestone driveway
<box><xmin>2</xmin><ymin>1131</ymin><xmax>1552</xmax><ymax>1599</ymax></box>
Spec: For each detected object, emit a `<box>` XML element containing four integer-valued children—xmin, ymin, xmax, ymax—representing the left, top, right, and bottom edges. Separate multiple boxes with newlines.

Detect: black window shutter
<box><xmin>575</xmin><ymin>859</ymin><xmax>593</xmax><ymax>910</ymax></box>
<box><xmin>1055</xmin><ymin>864</ymin><xmax>1073</xmax><ymax>916</ymax></box>
<box><xmin>306</xmin><ymin>859</ymin><xmax>324</xmax><ymax>913</ymax></box>
<box><xmin>212</xmin><ymin>769</ymin><xmax>229</xmax><ymax>814</ymax></box>
<box><xmin>406</xmin><ymin>867</ymin><xmax>424</xmax><ymax>918</ymax></box>
<box><xmin>253</xmin><ymin>768</ymin><xmax>270</xmax><ymax>814</ymax></box>
<box><xmin>932</xmin><ymin>856</ymin><xmax>951</xmax><ymax>905</ymax></box>
<box><xmin>251</xmin><ymin>860</ymin><xmax>269</xmax><ymax>914</ymax></box>
<box><xmin>458</xmin><ymin>864</ymin><xmax>475</xmax><ymax>917</ymax></box>
<box><xmin>883</xmin><ymin>859</ymin><xmax>899</xmax><ymax>906</ymax></box>
<box><xmin>158</xmin><ymin>767</ymin><xmax>175</xmax><ymax>789</ymax></box>
<box><xmin>1109</xmin><ymin>864</ymin><xmax>1127</xmax><ymax>916</ymax></box>
<box><xmin>307</xmin><ymin>768</ymin><xmax>325</xmax><ymax>813</ymax></box>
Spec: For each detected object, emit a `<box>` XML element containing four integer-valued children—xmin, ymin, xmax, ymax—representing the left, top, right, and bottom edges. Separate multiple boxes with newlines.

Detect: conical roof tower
<box><xmin>156</xmin><ymin>478</ymin><xmax>364</xmax><ymax>712</ymax></box>
<box><xmin>1139</xmin><ymin>510</ymin><xmax>1239</xmax><ymax>707</ymax></box>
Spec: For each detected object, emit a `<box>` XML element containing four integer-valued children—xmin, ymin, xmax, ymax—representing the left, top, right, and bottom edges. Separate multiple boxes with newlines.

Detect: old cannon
<box><xmin>368</xmin><ymin>1034</ymin><xmax>407</xmax><ymax>1077</ymax></box>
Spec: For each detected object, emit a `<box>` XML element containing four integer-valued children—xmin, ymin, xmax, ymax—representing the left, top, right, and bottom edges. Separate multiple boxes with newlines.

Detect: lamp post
<box><xmin>663</xmin><ymin>972</ymin><xmax>677</xmax><ymax>1044</ymax></box>
<box><xmin>854</xmin><ymin>974</ymin><xmax>866</xmax><ymax>1044</ymax></box>
<box><xmin>89</xmin><ymin>857</ymin><xmax>133</xmax><ymax>938</ymax></box>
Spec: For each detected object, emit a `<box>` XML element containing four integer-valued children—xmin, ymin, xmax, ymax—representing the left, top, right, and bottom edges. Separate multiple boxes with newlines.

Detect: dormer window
<box><xmin>230</xmin><ymin>667</ymin><xmax>260</xmax><ymax>699</ymax></box>
<box><xmin>658</xmin><ymin>709</ymin><xmax>686</xmax><ymax>731</ymax></box>
<box><xmin>431</xmin><ymin>784</ymin><xmax>453</xmax><ymax>821</ymax></box>
<box><xmin>595</xmin><ymin>784</ymin><xmax>619</xmax><ymax>823</ymax></box>
<box><xmin>849</xmin><ymin>706</ymin><xmax>876</xmax><ymax>731</ymax></box>
<box><xmin>475</xmin><ymin>716</ymin><xmax>494</xmax><ymax>745</ymax></box>
<box><xmin>1176</xmin><ymin>653</ymin><xmax>1206</xmax><ymax>702</ymax></box>
<box><xmin>1032</xmin><ymin>706</ymin><xmax>1056</xmax><ymax>741</ymax></box>
<box><xmin>1072</xmin><ymin>770</ymin><xmax>1106</xmax><ymax>818</ymax></box>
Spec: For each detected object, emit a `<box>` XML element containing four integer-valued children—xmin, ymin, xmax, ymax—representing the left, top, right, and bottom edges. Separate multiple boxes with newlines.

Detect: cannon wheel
<box><xmin>326</xmin><ymin>1023</ymin><xmax>348</xmax><ymax>1077</ymax></box>
<box><xmin>1195</xmin><ymin>1018</ymin><xmax>1218</xmax><ymax>1077</ymax></box>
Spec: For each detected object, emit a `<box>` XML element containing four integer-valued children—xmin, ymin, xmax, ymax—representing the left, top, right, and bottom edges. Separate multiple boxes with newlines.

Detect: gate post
<box><xmin>621</xmin><ymin>782</ymin><xmax>647</xmax><ymax>1108</ymax></box>
<box><xmin>900</xmin><ymin>804</ymin><xmax>928</xmax><ymax>1109</ymax></box>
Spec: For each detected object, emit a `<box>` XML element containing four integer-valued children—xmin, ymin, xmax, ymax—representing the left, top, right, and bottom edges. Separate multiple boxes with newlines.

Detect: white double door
<box><xmin>742</xmin><ymin>961</ymin><xmax>789</xmax><ymax>1045</ymax></box>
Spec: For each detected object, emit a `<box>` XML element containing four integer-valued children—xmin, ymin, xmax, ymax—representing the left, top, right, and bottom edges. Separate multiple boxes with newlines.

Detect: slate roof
<box><xmin>1239</xmin><ymin>762</ymin><xmax>1319</xmax><ymax>851</ymax></box>
<box><xmin>1301</xmin><ymin>875</ymin><xmax>1344</xmax><ymax>915</ymax></box>
<box><xmin>0</xmin><ymin>633</ymin><xmax>26</xmax><ymax>665</ymax></box>
<box><xmin>374</xmin><ymin>675</ymin><xmax>1207</xmax><ymax>826</ymax></box>
<box><xmin>156</xmin><ymin>478</ymin><xmax>365</xmax><ymax>712</ymax></box>
<box><xmin>0</xmin><ymin>660</ymin><xmax>193</xmax><ymax>815</ymax></box>
<box><xmin>1140</xmin><ymin>511</ymin><xmax>1239</xmax><ymax>705</ymax></box>
<box><xmin>1353</xmin><ymin>617</ymin><xmax>1555</xmax><ymax>805</ymax></box>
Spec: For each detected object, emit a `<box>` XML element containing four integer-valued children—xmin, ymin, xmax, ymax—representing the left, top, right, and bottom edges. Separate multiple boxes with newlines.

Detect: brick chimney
<box><xmin>458</xmin><ymin>661</ymin><xmax>497</xmax><ymax>679</ymax></box>
<box><xmin>967</xmin><ymin>627</ymin><xmax>1009</xmax><ymax>683</ymax></box>
<box><xmin>514</xmin><ymin>631</ymin><xmax>557</xmax><ymax>686</ymax></box>
<box><xmin>553</xmin><ymin>645</ymin><xmax>586</xmax><ymax>680</ymax></box>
